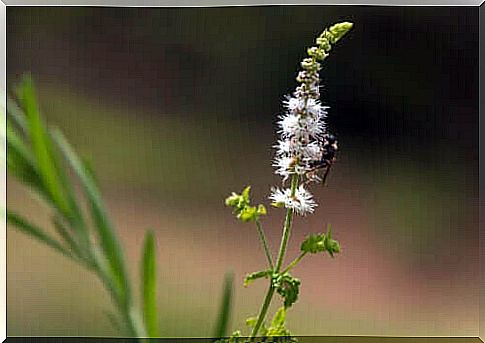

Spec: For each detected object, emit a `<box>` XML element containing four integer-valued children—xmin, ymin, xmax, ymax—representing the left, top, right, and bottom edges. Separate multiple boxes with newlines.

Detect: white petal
<box><xmin>268</xmin><ymin>186</ymin><xmax>317</xmax><ymax>216</ymax></box>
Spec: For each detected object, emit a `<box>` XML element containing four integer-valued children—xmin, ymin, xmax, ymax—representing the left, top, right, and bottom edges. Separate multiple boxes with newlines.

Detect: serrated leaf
<box><xmin>273</xmin><ymin>273</ymin><xmax>300</xmax><ymax>308</ymax></box>
<box><xmin>300</xmin><ymin>233</ymin><xmax>325</xmax><ymax>254</ymax></box>
<box><xmin>264</xmin><ymin>307</ymin><xmax>292</xmax><ymax>337</ymax></box>
<box><xmin>271</xmin><ymin>307</ymin><xmax>286</xmax><ymax>328</ymax></box>
<box><xmin>300</xmin><ymin>224</ymin><xmax>341</xmax><ymax>258</ymax></box>
<box><xmin>322</xmin><ymin>224</ymin><xmax>340</xmax><ymax>257</ymax></box>
<box><xmin>246</xmin><ymin>316</ymin><xmax>268</xmax><ymax>337</ymax></box>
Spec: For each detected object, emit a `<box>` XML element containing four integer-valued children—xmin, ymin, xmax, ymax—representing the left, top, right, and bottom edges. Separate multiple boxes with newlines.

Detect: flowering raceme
<box><xmin>271</xmin><ymin>22</ymin><xmax>352</xmax><ymax>215</ymax></box>
<box><xmin>224</xmin><ymin>21</ymin><xmax>353</xmax><ymax>341</ymax></box>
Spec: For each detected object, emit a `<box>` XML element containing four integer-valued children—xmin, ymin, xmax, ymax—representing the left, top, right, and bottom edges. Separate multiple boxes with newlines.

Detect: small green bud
<box><xmin>225</xmin><ymin>192</ymin><xmax>241</xmax><ymax>207</ymax></box>
<box><xmin>271</xmin><ymin>201</ymin><xmax>285</xmax><ymax>208</ymax></box>
<box><xmin>257</xmin><ymin>204</ymin><xmax>267</xmax><ymax>216</ymax></box>
<box><xmin>225</xmin><ymin>186</ymin><xmax>266</xmax><ymax>223</ymax></box>
<box><xmin>307</xmin><ymin>46</ymin><xmax>327</xmax><ymax>61</ymax></box>
<box><xmin>238</xmin><ymin>206</ymin><xmax>256</xmax><ymax>222</ymax></box>
<box><xmin>245</xmin><ymin>317</ymin><xmax>257</xmax><ymax>327</ymax></box>
<box><xmin>300</xmin><ymin>57</ymin><xmax>315</xmax><ymax>69</ymax></box>
<box><xmin>328</xmin><ymin>21</ymin><xmax>353</xmax><ymax>43</ymax></box>
<box><xmin>241</xmin><ymin>186</ymin><xmax>251</xmax><ymax>201</ymax></box>
<box><xmin>316</xmin><ymin>37</ymin><xmax>332</xmax><ymax>51</ymax></box>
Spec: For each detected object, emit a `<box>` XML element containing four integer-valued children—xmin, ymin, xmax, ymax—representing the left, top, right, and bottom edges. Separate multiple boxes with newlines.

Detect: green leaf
<box><xmin>7</xmin><ymin>96</ymin><xmax>28</xmax><ymax>133</ymax></box>
<box><xmin>18</xmin><ymin>75</ymin><xmax>71</xmax><ymax>217</ymax></box>
<box><xmin>7</xmin><ymin>211</ymin><xmax>72</xmax><ymax>259</ymax></box>
<box><xmin>225</xmin><ymin>186</ymin><xmax>266</xmax><ymax>223</ymax></box>
<box><xmin>53</xmin><ymin>216</ymin><xmax>83</xmax><ymax>260</ymax></box>
<box><xmin>6</xmin><ymin>121</ymin><xmax>44</xmax><ymax>192</ymax></box>
<box><xmin>265</xmin><ymin>307</ymin><xmax>292</xmax><ymax>337</ymax></box>
<box><xmin>213</xmin><ymin>271</ymin><xmax>234</xmax><ymax>339</ymax></box>
<box><xmin>243</xmin><ymin>270</ymin><xmax>271</xmax><ymax>287</ymax></box>
<box><xmin>273</xmin><ymin>273</ymin><xmax>300</xmax><ymax>309</ymax></box>
<box><xmin>8</xmin><ymin>89</ymin><xmax>89</xmax><ymax>253</ymax></box>
<box><xmin>245</xmin><ymin>316</ymin><xmax>268</xmax><ymax>336</ymax></box>
<box><xmin>245</xmin><ymin>317</ymin><xmax>258</xmax><ymax>327</ymax></box>
<box><xmin>238</xmin><ymin>206</ymin><xmax>257</xmax><ymax>222</ymax></box>
<box><xmin>257</xmin><ymin>204</ymin><xmax>267</xmax><ymax>216</ymax></box>
<box><xmin>300</xmin><ymin>224</ymin><xmax>341</xmax><ymax>258</ymax></box>
<box><xmin>141</xmin><ymin>230</ymin><xmax>158</xmax><ymax>337</ymax></box>
<box><xmin>300</xmin><ymin>233</ymin><xmax>325</xmax><ymax>254</ymax></box>
<box><xmin>270</xmin><ymin>306</ymin><xmax>286</xmax><ymax>328</ymax></box>
<box><xmin>104</xmin><ymin>310</ymin><xmax>123</xmax><ymax>332</ymax></box>
<box><xmin>51</xmin><ymin>129</ymin><xmax>132</xmax><ymax>307</ymax></box>
<box><xmin>241</xmin><ymin>186</ymin><xmax>251</xmax><ymax>201</ymax></box>
<box><xmin>324</xmin><ymin>225</ymin><xmax>341</xmax><ymax>258</ymax></box>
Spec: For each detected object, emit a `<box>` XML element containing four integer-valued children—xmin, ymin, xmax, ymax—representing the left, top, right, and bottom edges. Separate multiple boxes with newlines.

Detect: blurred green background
<box><xmin>6</xmin><ymin>6</ymin><xmax>479</xmax><ymax>338</ymax></box>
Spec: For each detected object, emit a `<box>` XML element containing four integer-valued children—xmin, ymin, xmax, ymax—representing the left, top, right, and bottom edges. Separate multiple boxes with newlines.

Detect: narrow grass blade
<box><xmin>141</xmin><ymin>231</ymin><xmax>158</xmax><ymax>338</ymax></box>
<box><xmin>51</xmin><ymin>128</ymin><xmax>132</xmax><ymax>307</ymax></box>
<box><xmin>17</xmin><ymin>76</ymin><xmax>71</xmax><ymax>217</ymax></box>
<box><xmin>7</xmin><ymin>96</ymin><xmax>28</xmax><ymax>133</ymax></box>
<box><xmin>8</xmin><ymin>94</ymin><xmax>89</xmax><ymax>251</ymax></box>
<box><xmin>6</xmin><ymin>123</ymin><xmax>43</xmax><ymax>190</ymax></box>
<box><xmin>7</xmin><ymin>211</ymin><xmax>72</xmax><ymax>259</ymax></box>
<box><xmin>104</xmin><ymin>310</ymin><xmax>123</xmax><ymax>332</ymax></box>
<box><xmin>52</xmin><ymin>216</ymin><xmax>85</xmax><ymax>260</ymax></box>
<box><xmin>213</xmin><ymin>271</ymin><xmax>234</xmax><ymax>339</ymax></box>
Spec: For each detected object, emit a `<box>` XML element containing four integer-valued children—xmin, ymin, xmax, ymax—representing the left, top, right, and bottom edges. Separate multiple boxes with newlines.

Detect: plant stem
<box><xmin>281</xmin><ymin>251</ymin><xmax>307</xmax><ymax>274</ymax></box>
<box><xmin>250</xmin><ymin>174</ymin><xmax>299</xmax><ymax>338</ymax></box>
<box><xmin>91</xmin><ymin>248</ymin><xmax>145</xmax><ymax>338</ymax></box>
<box><xmin>255</xmin><ymin>219</ymin><xmax>274</xmax><ymax>270</ymax></box>
<box><xmin>249</xmin><ymin>283</ymin><xmax>275</xmax><ymax>339</ymax></box>
<box><xmin>274</xmin><ymin>174</ymin><xmax>299</xmax><ymax>272</ymax></box>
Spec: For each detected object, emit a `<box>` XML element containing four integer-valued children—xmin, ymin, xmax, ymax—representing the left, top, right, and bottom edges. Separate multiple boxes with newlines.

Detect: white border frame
<box><xmin>0</xmin><ymin>2</ymin><xmax>482</xmax><ymax>342</ymax></box>
<box><xmin>1</xmin><ymin>0</ymin><xmax>6</xmax><ymax>342</ymax></box>
<box><xmin>1</xmin><ymin>0</ymin><xmax>483</xmax><ymax>5</ymax></box>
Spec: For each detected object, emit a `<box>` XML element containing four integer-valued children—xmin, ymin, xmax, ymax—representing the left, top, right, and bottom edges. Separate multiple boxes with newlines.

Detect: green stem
<box><xmin>281</xmin><ymin>251</ymin><xmax>307</xmax><ymax>274</ymax></box>
<box><xmin>250</xmin><ymin>174</ymin><xmax>299</xmax><ymax>338</ymax></box>
<box><xmin>255</xmin><ymin>219</ymin><xmax>274</xmax><ymax>270</ymax></box>
<box><xmin>91</xmin><ymin>248</ymin><xmax>145</xmax><ymax>338</ymax></box>
<box><xmin>249</xmin><ymin>283</ymin><xmax>275</xmax><ymax>338</ymax></box>
<box><xmin>274</xmin><ymin>174</ymin><xmax>299</xmax><ymax>272</ymax></box>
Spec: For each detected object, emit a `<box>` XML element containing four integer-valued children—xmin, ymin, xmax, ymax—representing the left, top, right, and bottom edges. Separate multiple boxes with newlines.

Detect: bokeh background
<box><xmin>6</xmin><ymin>6</ymin><xmax>479</xmax><ymax>337</ymax></box>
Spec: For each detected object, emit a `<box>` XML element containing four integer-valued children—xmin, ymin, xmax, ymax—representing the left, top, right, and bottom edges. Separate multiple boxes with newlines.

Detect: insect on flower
<box><xmin>304</xmin><ymin>133</ymin><xmax>339</xmax><ymax>185</ymax></box>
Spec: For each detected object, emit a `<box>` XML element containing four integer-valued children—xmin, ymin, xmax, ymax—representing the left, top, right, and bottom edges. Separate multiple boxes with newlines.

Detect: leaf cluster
<box><xmin>300</xmin><ymin>225</ymin><xmax>341</xmax><ymax>257</ymax></box>
<box><xmin>6</xmin><ymin>75</ymin><xmax>236</xmax><ymax>340</ymax></box>
<box><xmin>272</xmin><ymin>274</ymin><xmax>301</xmax><ymax>309</ymax></box>
<box><xmin>6</xmin><ymin>75</ymin><xmax>158</xmax><ymax>337</ymax></box>
<box><xmin>246</xmin><ymin>307</ymin><xmax>295</xmax><ymax>340</ymax></box>
<box><xmin>225</xmin><ymin>186</ymin><xmax>266</xmax><ymax>222</ymax></box>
